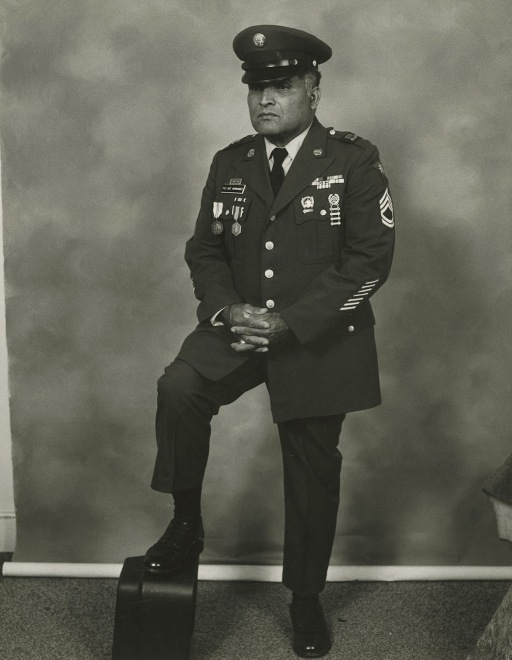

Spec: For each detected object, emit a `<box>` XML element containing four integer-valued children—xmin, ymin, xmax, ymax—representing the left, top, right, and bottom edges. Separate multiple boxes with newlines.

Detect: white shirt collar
<box><xmin>264</xmin><ymin>124</ymin><xmax>312</xmax><ymax>174</ymax></box>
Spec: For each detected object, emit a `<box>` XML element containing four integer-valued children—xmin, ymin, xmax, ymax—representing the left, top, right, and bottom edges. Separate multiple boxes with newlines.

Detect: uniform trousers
<box><xmin>150</xmin><ymin>355</ymin><xmax>345</xmax><ymax>595</ymax></box>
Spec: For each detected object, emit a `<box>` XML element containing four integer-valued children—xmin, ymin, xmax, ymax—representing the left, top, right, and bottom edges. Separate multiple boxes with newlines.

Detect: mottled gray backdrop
<box><xmin>1</xmin><ymin>0</ymin><xmax>511</xmax><ymax>565</ymax></box>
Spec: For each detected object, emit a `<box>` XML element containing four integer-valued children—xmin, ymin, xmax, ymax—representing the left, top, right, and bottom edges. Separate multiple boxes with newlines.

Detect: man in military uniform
<box><xmin>144</xmin><ymin>24</ymin><xmax>395</xmax><ymax>658</ymax></box>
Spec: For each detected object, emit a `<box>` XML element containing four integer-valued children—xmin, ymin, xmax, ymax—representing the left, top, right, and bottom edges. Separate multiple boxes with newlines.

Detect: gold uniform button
<box><xmin>266</xmin><ymin>299</ymin><xmax>275</xmax><ymax>308</ymax></box>
<box><xmin>265</xmin><ymin>241</ymin><xmax>274</xmax><ymax>250</ymax></box>
<box><xmin>320</xmin><ymin>209</ymin><xmax>327</xmax><ymax>216</ymax></box>
<box><xmin>270</xmin><ymin>215</ymin><xmax>276</xmax><ymax>222</ymax></box>
<box><xmin>265</xmin><ymin>269</ymin><xmax>274</xmax><ymax>279</ymax></box>
<box><xmin>348</xmin><ymin>325</ymin><xmax>355</xmax><ymax>333</ymax></box>
<box><xmin>330</xmin><ymin>129</ymin><xmax>336</xmax><ymax>135</ymax></box>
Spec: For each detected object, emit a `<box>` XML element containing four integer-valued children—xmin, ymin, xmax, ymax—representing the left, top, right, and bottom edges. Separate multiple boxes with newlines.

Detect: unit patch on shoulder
<box><xmin>379</xmin><ymin>188</ymin><xmax>394</xmax><ymax>228</ymax></box>
<box><xmin>373</xmin><ymin>159</ymin><xmax>385</xmax><ymax>174</ymax></box>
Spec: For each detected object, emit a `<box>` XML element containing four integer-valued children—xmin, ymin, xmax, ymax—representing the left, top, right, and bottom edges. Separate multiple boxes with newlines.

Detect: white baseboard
<box><xmin>4</xmin><ymin>562</ymin><xmax>512</xmax><ymax>581</ymax></box>
<box><xmin>0</xmin><ymin>513</ymin><xmax>16</xmax><ymax>553</ymax></box>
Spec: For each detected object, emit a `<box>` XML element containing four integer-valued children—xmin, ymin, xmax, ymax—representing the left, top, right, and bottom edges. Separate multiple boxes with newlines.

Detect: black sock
<box><xmin>172</xmin><ymin>486</ymin><xmax>202</xmax><ymax>520</ymax></box>
<box><xmin>292</xmin><ymin>592</ymin><xmax>320</xmax><ymax>605</ymax></box>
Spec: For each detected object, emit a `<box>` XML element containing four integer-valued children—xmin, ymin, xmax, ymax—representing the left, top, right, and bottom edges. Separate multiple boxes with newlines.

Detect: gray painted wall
<box><xmin>0</xmin><ymin>150</ymin><xmax>16</xmax><ymax>552</ymax></box>
<box><xmin>1</xmin><ymin>0</ymin><xmax>511</xmax><ymax>565</ymax></box>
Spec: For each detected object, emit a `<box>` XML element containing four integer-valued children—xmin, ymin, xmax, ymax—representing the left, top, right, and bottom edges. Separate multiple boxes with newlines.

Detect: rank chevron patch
<box><xmin>340</xmin><ymin>280</ymin><xmax>380</xmax><ymax>311</ymax></box>
<box><xmin>379</xmin><ymin>188</ymin><xmax>394</xmax><ymax>228</ymax></box>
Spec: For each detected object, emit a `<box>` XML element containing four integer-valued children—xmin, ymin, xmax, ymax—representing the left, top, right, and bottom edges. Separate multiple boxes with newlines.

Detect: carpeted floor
<box><xmin>0</xmin><ymin>576</ymin><xmax>509</xmax><ymax>659</ymax></box>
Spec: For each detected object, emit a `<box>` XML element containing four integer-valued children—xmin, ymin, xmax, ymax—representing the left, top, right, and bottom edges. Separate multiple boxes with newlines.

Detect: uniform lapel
<box><xmin>232</xmin><ymin>135</ymin><xmax>274</xmax><ymax>206</ymax></box>
<box><xmin>271</xmin><ymin>119</ymin><xmax>334</xmax><ymax>216</ymax></box>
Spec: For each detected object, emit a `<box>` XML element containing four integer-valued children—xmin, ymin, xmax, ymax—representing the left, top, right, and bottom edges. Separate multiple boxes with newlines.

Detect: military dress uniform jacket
<box><xmin>177</xmin><ymin>118</ymin><xmax>395</xmax><ymax>423</ymax></box>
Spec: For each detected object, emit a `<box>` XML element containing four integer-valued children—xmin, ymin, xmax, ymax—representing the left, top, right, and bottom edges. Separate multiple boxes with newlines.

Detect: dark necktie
<box><xmin>269</xmin><ymin>148</ymin><xmax>288</xmax><ymax>197</ymax></box>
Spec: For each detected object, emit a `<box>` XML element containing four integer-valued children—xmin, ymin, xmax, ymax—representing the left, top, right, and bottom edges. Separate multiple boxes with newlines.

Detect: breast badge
<box><xmin>328</xmin><ymin>193</ymin><xmax>341</xmax><ymax>226</ymax></box>
<box><xmin>301</xmin><ymin>196</ymin><xmax>314</xmax><ymax>213</ymax></box>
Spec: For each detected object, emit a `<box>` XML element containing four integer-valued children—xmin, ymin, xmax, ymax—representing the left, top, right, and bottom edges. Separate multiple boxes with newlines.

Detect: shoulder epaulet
<box><xmin>327</xmin><ymin>129</ymin><xmax>374</xmax><ymax>149</ymax></box>
<box><xmin>220</xmin><ymin>134</ymin><xmax>258</xmax><ymax>151</ymax></box>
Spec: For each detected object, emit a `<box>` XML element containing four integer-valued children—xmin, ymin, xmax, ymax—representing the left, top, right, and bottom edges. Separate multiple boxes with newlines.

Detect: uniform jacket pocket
<box><xmin>294</xmin><ymin>191</ymin><xmax>345</xmax><ymax>264</ymax></box>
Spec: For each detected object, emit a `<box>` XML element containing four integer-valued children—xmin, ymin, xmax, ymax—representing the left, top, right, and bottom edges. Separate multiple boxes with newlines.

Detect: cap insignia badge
<box><xmin>253</xmin><ymin>33</ymin><xmax>266</xmax><ymax>48</ymax></box>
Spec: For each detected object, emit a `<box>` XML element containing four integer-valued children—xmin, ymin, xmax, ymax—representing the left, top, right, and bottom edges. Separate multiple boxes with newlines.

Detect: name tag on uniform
<box><xmin>222</xmin><ymin>184</ymin><xmax>246</xmax><ymax>194</ymax></box>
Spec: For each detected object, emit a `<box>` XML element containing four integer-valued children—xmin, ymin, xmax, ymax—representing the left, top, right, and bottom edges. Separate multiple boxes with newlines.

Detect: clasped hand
<box><xmin>224</xmin><ymin>303</ymin><xmax>289</xmax><ymax>353</ymax></box>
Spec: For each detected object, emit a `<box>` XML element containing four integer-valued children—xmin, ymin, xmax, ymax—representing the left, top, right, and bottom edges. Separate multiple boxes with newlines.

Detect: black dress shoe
<box><xmin>143</xmin><ymin>517</ymin><xmax>204</xmax><ymax>574</ymax></box>
<box><xmin>290</xmin><ymin>600</ymin><xmax>332</xmax><ymax>658</ymax></box>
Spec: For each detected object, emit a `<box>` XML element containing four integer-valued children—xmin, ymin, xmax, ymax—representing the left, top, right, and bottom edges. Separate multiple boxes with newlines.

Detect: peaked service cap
<box><xmin>233</xmin><ymin>24</ymin><xmax>332</xmax><ymax>84</ymax></box>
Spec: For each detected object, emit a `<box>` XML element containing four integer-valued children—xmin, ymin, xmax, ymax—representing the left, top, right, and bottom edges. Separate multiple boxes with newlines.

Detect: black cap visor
<box><xmin>242</xmin><ymin>65</ymin><xmax>308</xmax><ymax>84</ymax></box>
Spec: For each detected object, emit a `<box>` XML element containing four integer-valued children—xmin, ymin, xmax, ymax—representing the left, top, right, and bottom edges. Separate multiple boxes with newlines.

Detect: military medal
<box><xmin>211</xmin><ymin>220</ymin><xmax>224</xmax><ymax>235</ymax></box>
<box><xmin>231</xmin><ymin>205</ymin><xmax>242</xmax><ymax>236</ymax></box>
<box><xmin>211</xmin><ymin>201</ymin><xmax>224</xmax><ymax>234</ymax></box>
<box><xmin>328</xmin><ymin>193</ymin><xmax>341</xmax><ymax>225</ymax></box>
<box><xmin>301</xmin><ymin>196</ymin><xmax>314</xmax><ymax>213</ymax></box>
